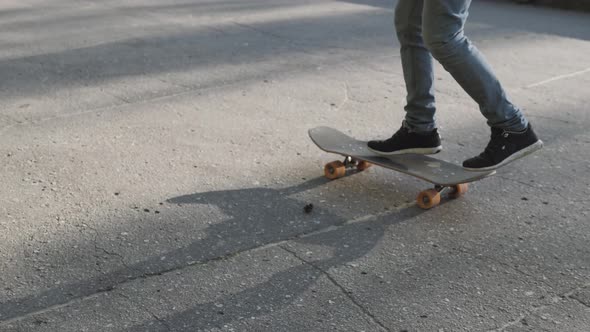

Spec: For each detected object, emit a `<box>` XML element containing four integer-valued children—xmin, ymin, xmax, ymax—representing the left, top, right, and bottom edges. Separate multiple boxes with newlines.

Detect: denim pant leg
<box><xmin>422</xmin><ymin>0</ymin><xmax>528</xmax><ymax>131</ymax></box>
<box><xmin>395</xmin><ymin>0</ymin><xmax>437</xmax><ymax>133</ymax></box>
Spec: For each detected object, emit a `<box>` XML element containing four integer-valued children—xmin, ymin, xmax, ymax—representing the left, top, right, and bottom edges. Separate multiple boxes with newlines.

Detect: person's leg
<box><xmin>422</xmin><ymin>0</ymin><xmax>542</xmax><ymax>170</ymax></box>
<box><xmin>422</xmin><ymin>0</ymin><xmax>526</xmax><ymax>131</ymax></box>
<box><xmin>367</xmin><ymin>0</ymin><xmax>442</xmax><ymax>156</ymax></box>
<box><xmin>395</xmin><ymin>0</ymin><xmax>437</xmax><ymax>133</ymax></box>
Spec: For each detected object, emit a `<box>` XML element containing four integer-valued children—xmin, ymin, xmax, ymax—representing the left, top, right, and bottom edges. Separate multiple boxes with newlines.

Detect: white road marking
<box><xmin>525</xmin><ymin>67</ymin><xmax>590</xmax><ymax>88</ymax></box>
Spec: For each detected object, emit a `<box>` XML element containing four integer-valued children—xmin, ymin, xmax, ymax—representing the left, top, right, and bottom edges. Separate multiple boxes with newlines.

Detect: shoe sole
<box><xmin>463</xmin><ymin>140</ymin><xmax>544</xmax><ymax>172</ymax></box>
<box><xmin>367</xmin><ymin>146</ymin><xmax>443</xmax><ymax>156</ymax></box>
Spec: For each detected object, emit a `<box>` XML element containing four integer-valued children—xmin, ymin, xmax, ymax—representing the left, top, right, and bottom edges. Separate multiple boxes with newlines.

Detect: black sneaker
<box><xmin>367</xmin><ymin>125</ymin><xmax>442</xmax><ymax>155</ymax></box>
<box><xmin>463</xmin><ymin>123</ymin><xmax>543</xmax><ymax>171</ymax></box>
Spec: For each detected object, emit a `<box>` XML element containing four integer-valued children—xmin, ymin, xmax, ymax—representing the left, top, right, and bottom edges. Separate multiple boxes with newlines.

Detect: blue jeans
<box><xmin>395</xmin><ymin>0</ymin><xmax>528</xmax><ymax>132</ymax></box>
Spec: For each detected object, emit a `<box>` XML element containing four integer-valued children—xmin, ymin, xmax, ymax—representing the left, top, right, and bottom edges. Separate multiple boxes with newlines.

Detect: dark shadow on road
<box><xmin>0</xmin><ymin>177</ymin><xmax>423</xmax><ymax>323</ymax></box>
<box><xmin>0</xmin><ymin>1</ymin><xmax>303</xmax><ymax>32</ymax></box>
<box><xmin>1</xmin><ymin>0</ymin><xmax>588</xmax><ymax>109</ymax></box>
<box><xmin>126</xmin><ymin>206</ymin><xmax>422</xmax><ymax>331</ymax></box>
<box><xmin>0</xmin><ymin>8</ymin><xmax>394</xmax><ymax>103</ymax></box>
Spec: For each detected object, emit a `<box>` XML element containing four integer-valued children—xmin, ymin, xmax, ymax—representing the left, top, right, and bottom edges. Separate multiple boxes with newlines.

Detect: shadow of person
<box><xmin>126</xmin><ymin>205</ymin><xmax>422</xmax><ymax>331</ymax></box>
<box><xmin>150</xmin><ymin>177</ymin><xmax>346</xmax><ymax>272</ymax></box>
<box><xmin>1</xmin><ymin>177</ymin><xmax>388</xmax><ymax>322</ymax></box>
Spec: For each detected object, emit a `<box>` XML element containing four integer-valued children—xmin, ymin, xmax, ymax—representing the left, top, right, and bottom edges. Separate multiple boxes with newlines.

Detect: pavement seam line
<box><xmin>458</xmin><ymin>244</ymin><xmax>554</xmax><ymax>332</ymax></box>
<box><xmin>462</xmin><ymin>242</ymin><xmax>582</xmax><ymax>331</ymax></box>
<box><xmin>0</xmin><ymin>205</ymin><xmax>409</xmax><ymax>325</ymax></box>
<box><xmin>279</xmin><ymin>245</ymin><xmax>391</xmax><ymax>332</ymax></box>
<box><xmin>465</xmin><ymin>244</ymin><xmax>557</xmax><ymax>291</ymax></box>
<box><xmin>488</xmin><ymin>282</ymin><xmax>590</xmax><ymax>331</ymax></box>
<box><xmin>0</xmin><ymin>292</ymin><xmax>108</xmax><ymax>327</ymax></box>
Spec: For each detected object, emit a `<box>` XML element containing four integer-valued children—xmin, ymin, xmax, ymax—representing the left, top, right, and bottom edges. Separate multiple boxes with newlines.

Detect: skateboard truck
<box><xmin>343</xmin><ymin>156</ymin><xmax>371</xmax><ymax>170</ymax></box>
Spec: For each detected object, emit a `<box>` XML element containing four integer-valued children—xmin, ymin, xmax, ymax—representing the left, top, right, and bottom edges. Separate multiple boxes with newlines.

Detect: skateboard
<box><xmin>309</xmin><ymin>126</ymin><xmax>495</xmax><ymax>209</ymax></box>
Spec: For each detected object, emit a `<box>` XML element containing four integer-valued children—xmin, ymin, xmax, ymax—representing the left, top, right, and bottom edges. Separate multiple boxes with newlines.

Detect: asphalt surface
<box><xmin>0</xmin><ymin>0</ymin><xmax>589</xmax><ymax>331</ymax></box>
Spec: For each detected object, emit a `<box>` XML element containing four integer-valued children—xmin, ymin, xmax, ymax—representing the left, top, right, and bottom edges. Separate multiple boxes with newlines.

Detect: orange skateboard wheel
<box><xmin>324</xmin><ymin>161</ymin><xmax>346</xmax><ymax>180</ymax></box>
<box><xmin>417</xmin><ymin>189</ymin><xmax>441</xmax><ymax>209</ymax></box>
<box><xmin>449</xmin><ymin>183</ymin><xmax>469</xmax><ymax>199</ymax></box>
<box><xmin>356</xmin><ymin>161</ymin><xmax>372</xmax><ymax>171</ymax></box>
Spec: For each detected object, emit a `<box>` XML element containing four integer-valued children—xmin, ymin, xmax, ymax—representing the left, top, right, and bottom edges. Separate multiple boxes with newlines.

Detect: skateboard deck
<box><xmin>309</xmin><ymin>126</ymin><xmax>495</xmax><ymax>209</ymax></box>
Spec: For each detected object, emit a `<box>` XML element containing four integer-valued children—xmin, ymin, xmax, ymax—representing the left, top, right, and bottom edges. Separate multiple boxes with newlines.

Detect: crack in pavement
<box><xmin>118</xmin><ymin>293</ymin><xmax>171</xmax><ymax>331</ymax></box>
<box><xmin>491</xmin><ymin>313</ymin><xmax>527</xmax><ymax>332</ymax></box>
<box><xmin>84</xmin><ymin>223</ymin><xmax>142</xmax><ymax>275</ymax></box>
<box><xmin>569</xmin><ymin>294</ymin><xmax>590</xmax><ymax>308</ymax></box>
<box><xmin>567</xmin><ymin>284</ymin><xmax>590</xmax><ymax>308</ymax></box>
<box><xmin>279</xmin><ymin>244</ymin><xmax>391</xmax><ymax>332</ymax></box>
<box><xmin>94</xmin><ymin>244</ymin><xmax>141</xmax><ymax>274</ymax></box>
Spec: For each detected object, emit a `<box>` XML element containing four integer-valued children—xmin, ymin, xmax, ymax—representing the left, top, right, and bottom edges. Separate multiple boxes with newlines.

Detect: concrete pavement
<box><xmin>0</xmin><ymin>0</ymin><xmax>589</xmax><ymax>331</ymax></box>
